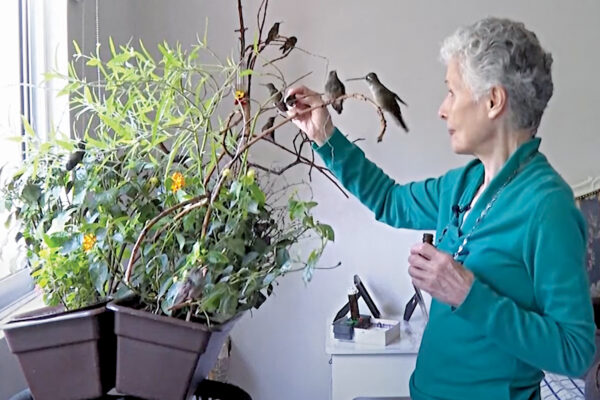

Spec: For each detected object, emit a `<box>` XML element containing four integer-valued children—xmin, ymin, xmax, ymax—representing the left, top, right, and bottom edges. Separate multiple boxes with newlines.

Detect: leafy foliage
<box><xmin>1</xmin><ymin>32</ymin><xmax>335</xmax><ymax>323</ymax></box>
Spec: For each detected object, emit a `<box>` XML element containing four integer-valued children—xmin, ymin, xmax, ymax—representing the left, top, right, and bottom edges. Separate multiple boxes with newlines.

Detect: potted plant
<box><xmin>92</xmin><ymin>9</ymin><xmax>344</xmax><ymax>400</ymax></box>
<box><xmin>2</xmin><ymin>1</ymin><xmax>351</xmax><ymax>399</ymax></box>
<box><xmin>0</xmin><ymin>125</ymin><xmax>121</xmax><ymax>398</ymax></box>
<box><xmin>1</xmin><ymin>0</ymin><xmax>401</xmax><ymax>396</ymax></box>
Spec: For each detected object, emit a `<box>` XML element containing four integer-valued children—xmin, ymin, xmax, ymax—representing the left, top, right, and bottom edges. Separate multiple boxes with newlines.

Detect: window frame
<box><xmin>0</xmin><ymin>0</ymin><xmax>36</xmax><ymax>313</ymax></box>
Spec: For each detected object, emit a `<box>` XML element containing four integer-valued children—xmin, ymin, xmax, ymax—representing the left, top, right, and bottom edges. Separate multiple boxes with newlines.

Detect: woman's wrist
<box><xmin>314</xmin><ymin>121</ymin><xmax>335</xmax><ymax>147</ymax></box>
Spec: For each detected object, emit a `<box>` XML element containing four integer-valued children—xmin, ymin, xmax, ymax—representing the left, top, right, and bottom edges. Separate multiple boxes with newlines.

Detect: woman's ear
<box><xmin>488</xmin><ymin>86</ymin><xmax>507</xmax><ymax>119</ymax></box>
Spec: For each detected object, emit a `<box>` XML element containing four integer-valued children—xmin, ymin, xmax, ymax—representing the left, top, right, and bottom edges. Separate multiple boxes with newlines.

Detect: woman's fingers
<box><xmin>286</xmin><ymin>85</ymin><xmax>323</xmax><ymax>108</ymax></box>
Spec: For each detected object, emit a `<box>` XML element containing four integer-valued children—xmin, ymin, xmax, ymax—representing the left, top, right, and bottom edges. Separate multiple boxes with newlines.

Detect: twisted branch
<box><xmin>124</xmin><ymin>195</ymin><xmax>208</xmax><ymax>283</ymax></box>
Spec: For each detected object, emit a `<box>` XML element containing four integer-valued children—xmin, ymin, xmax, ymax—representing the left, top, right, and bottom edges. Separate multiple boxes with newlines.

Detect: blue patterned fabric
<box><xmin>541</xmin><ymin>373</ymin><xmax>585</xmax><ymax>399</ymax></box>
<box><xmin>576</xmin><ymin>192</ymin><xmax>600</xmax><ymax>296</ymax></box>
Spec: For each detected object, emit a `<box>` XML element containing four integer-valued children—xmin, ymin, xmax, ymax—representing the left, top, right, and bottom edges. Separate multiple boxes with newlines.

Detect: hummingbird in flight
<box><xmin>347</xmin><ymin>72</ymin><xmax>408</xmax><ymax>132</ymax></box>
<box><xmin>325</xmin><ymin>70</ymin><xmax>346</xmax><ymax>114</ymax></box>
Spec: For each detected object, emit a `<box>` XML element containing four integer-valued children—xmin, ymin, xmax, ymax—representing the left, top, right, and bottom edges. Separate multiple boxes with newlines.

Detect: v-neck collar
<box><xmin>456</xmin><ymin>137</ymin><xmax>542</xmax><ymax>233</ymax></box>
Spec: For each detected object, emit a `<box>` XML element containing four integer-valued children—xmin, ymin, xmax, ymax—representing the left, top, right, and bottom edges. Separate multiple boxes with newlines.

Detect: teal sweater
<box><xmin>314</xmin><ymin>128</ymin><xmax>596</xmax><ymax>400</ymax></box>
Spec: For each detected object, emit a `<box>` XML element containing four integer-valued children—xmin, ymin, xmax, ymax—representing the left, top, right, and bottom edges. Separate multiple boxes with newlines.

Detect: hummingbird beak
<box><xmin>346</xmin><ymin>76</ymin><xmax>367</xmax><ymax>82</ymax></box>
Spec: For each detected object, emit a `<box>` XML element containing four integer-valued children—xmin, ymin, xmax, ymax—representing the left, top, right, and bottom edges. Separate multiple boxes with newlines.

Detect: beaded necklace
<box><xmin>437</xmin><ymin>152</ymin><xmax>537</xmax><ymax>260</ymax></box>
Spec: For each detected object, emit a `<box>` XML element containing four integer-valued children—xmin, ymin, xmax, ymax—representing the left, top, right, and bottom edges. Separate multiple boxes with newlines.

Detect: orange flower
<box><xmin>82</xmin><ymin>233</ymin><xmax>96</xmax><ymax>252</ymax></box>
<box><xmin>171</xmin><ymin>172</ymin><xmax>185</xmax><ymax>192</ymax></box>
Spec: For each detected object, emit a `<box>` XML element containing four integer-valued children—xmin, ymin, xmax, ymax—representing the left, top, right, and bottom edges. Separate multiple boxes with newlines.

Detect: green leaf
<box><xmin>95</xmin><ymin>227</ymin><xmax>107</xmax><ymax>241</ymax></box>
<box><xmin>43</xmin><ymin>232</ymin><xmax>70</xmax><ymax>248</ymax></box>
<box><xmin>4</xmin><ymin>135</ymin><xmax>24</xmax><ymax>143</ymax></box>
<box><xmin>253</xmin><ymin>33</ymin><xmax>259</xmax><ymax>54</ymax></box>
<box><xmin>60</xmin><ymin>234</ymin><xmax>82</xmax><ymax>255</ymax></box>
<box><xmin>242</xmin><ymin>251</ymin><xmax>259</xmax><ymax>267</ymax></box>
<box><xmin>158</xmin><ymin>276</ymin><xmax>173</xmax><ymax>299</ymax></box>
<box><xmin>221</xmin><ymin>265</ymin><xmax>234</xmax><ymax>279</ymax></box>
<box><xmin>86</xmin><ymin>58</ymin><xmax>101</xmax><ymax>67</ymax></box>
<box><xmin>229</xmin><ymin>181</ymin><xmax>242</xmax><ymax>198</ymax></box>
<box><xmin>218</xmin><ymin>291</ymin><xmax>238</xmax><ymax>317</ymax></box>
<box><xmin>113</xmin><ymin>232</ymin><xmax>124</xmax><ymax>243</ymax></box>
<box><xmin>226</xmin><ymin>238</ymin><xmax>245</xmax><ymax>257</ymax></box>
<box><xmin>84</xmin><ymin>86</ymin><xmax>94</xmax><ymax>104</ymax></box>
<box><xmin>319</xmin><ymin>223</ymin><xmax>334</xmax><ymax>241</ymax></box>
<box><xmin>47</xmin><ymin>209</ymin><xmax>77</xmax><ymax>235</ymax></box>
<box><xmin>90</xmin><ymin>261</ymin><xmax>109</xmax><ymax>296</ymax></box>
<box><xmin>72</xmin><ymin>185</ymin><xmax>87</xmax><ymax>205</ymax></box>
<box><xmin>249</xmin><ymin>184</ymin><xmax>266</xmax><ymax>206</ymax></box>
<box><xmin>21</xmin><ymin>183</ymin><xmax>42</xmax><ymax>203</ymax></box>
<box><xmin>109</xmin><ymin>37</ymin><xmax>117</xmax><ymax>57</ymax></box>
<box><xmin>72</xmin><ymin>40</ymin><xmax>82</xmax><ymax>55</ymax></box>
<box><xmin>247</xmin><ymin>200</ymin><xmax>259</xmax><ymax>214</ymax></box>
<box><xmin>207</xmin><ymin>250</ymin><xmax>228</xmax><ymax>265</ymax></box>
<box><xmin>202</xmin><ymin>284</ymin><xmax>227</xmax><ymax>312</ymax></box>
<box><xmin>21</xmin><ymin>116</ymin><xmax>36</xmax><ymax>137</ymax></box>
<box><xmin>175</xmin><ymin>233</ymin><xmax>185</xmax><ymax>251</ymax></box>
<box><xmin>303</xmin><ymin>265</ymin><xmax>314</xmax><ymax>282</ymax></box>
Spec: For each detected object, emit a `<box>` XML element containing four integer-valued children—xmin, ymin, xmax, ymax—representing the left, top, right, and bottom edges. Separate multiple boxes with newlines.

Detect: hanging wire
<box><xmin>95</xmin><ymin>0</ymin><xmax>100</xmax><ymax>99</ymax></box>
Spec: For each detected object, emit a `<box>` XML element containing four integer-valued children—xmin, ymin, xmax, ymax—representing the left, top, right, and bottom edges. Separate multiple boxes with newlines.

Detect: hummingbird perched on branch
<box><xmin>279</xmin><ymin>36</ymin><xmax>297</xmax><ymax>54</ymax></box>
<box><xmin>265</xmin><ymin>22</ymin><xmax>281</xmax><ymax>45</ymax></box>
<box><xmin>325</xmin><ymin>70</ymin><xmax>346</xmax><ymax>114</ymax></box>
<box><xmin>263</xmin><ymin>83</ymin><xmax>288</xmax><ymax>114</ymax></box>
<box><xmin>172</xmin><ymin>266</ymin><xmax>206</xmax><ymax>309</ymax></box>
<box><xmin>261</xmin><ymin>116</ymin><xmax>276</xmax><ymax>141</ymax></box>
<box><xmin>347</xmin><ymin>72</ymin><xmax>409</xmax><ymax>132</ymax></box>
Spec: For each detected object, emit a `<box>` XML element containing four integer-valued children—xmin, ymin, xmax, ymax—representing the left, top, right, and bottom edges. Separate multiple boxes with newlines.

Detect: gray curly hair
<box><xmin>440</xmin><ymin>17</ymin><xmax>553</xmax><ymax>134</ymax></box>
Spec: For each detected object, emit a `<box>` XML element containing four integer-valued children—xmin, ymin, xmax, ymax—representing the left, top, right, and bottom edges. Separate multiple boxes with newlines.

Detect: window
<box><xmin>0</xmin><ymin>0</ymin><xmax>68</xmax><ymax>311</ymax></box>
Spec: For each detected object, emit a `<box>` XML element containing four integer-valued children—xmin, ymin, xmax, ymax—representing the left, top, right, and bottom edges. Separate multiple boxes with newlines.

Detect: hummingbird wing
<box><xmin>380</xmin><ymin>89</ymin><xmax>408</xmax><ymax>132</ymax></box>
<box><xmin>331</xmin><ymin>101</ymin><xmax>343</xmax><ymax>114</ymax></box>
<box><xmin>389</xmin><ymin>101</ymin><xmax>409</xmax><ymax>132</ymax></box>
<box><xmin>265</xmin><ymin>24</ymin><xmax>279</xmax><ymax>44</ymax></box>
<box><xmin>393</xmin><ymin>92</ymin><xmax>408</xmax><ymax>106</ymax></box>
<box><xmin>325</xmin><ymin>78</ymin><xmax>345</xmax><ymax>114</ymax></box>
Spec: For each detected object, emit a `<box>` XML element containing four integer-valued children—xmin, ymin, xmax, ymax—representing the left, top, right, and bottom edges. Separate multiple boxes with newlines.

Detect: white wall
<box><xmin>66</xmin><ymin>1</ymin><xmax>600</xmax><ymax>399</ymax></box>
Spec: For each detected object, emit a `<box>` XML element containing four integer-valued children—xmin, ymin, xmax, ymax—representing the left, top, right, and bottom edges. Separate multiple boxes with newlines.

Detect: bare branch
<box><xmin>236</xmin><ymin>0</ymin><xmax>247</xmax><ymax>64</ymax></box>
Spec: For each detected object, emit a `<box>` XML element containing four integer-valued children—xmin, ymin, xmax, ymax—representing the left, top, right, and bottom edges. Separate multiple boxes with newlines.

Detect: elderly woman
<box><xmin>287</xmin><ymin>17</ymin><xmax>596</xmax><ymax>399</ymax></box>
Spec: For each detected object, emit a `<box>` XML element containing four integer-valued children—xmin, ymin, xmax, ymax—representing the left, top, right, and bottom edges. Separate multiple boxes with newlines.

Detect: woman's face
<box><xmin>438</xmin><ymin>58</ymin><xmax>492</xmax><ymax>155</ymax></box>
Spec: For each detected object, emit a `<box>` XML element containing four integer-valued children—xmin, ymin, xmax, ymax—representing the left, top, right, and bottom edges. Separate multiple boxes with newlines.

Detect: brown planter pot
<box><xmin>107</xmin><ymin>298</ymin><xmax>240</xmax><ymax>400</ymax></box>
<box><xmin>2</xmin><ymin>302</ymin><xmax>116</xmax><ymax>400</ymax></box>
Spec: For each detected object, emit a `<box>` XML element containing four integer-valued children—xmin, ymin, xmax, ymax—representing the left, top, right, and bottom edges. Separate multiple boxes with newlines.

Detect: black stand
<box><xmin>333</xmin><ymin>274</ymin><xmax>381</xmax><ymax>322</ymax></box>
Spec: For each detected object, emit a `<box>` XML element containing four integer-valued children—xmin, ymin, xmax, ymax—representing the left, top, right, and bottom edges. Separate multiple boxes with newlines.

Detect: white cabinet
<box><xmin>325</xmin><ymin>317</ymin><xmax>425</xmax><ymax>400</ymax></box>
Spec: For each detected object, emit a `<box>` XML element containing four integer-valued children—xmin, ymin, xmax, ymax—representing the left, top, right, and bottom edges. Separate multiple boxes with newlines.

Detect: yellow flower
<box><xmin>234</xmin><ymin>90</ymin><xmax>245</xmax><ymax>100</ymax></box>
<box><xmin>83</xmin><ymin>233</ymin><xmax>97</xmax><ymax>252</ymax></box>
<box><xmin>171</xmin><ymin>172</ymin><xmax>185</xmax><ymax>192</ymax></box>
<box><xmin>246</xmin><ymin>169</ymin><xmax>255</xmax><ymax>179</ymax></box>
<box><xmin>234</xmin><ymin>90</ymin><xmax>247</xmax><ymax>105</ymax></box>
<box><xmin>222</xmin><ymin>168</ymin><xmax>231</xmax><ymax>177</ymax></box>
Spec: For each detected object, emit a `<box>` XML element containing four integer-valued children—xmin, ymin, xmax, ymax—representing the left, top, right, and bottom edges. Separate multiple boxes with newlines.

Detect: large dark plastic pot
<box><xmin>107</xmin><ymin>298</ymin><xmax>239</xmax><ymax>400</ymax></box>
<box><xmin>2</xmin><ymin>302</ymin><xmax>116</xmax><ymax>400</ymax></box>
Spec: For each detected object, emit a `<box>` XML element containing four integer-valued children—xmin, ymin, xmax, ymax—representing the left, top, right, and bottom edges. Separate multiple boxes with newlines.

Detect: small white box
<box><xmin>352</xmin><ymin>318</ymin><xmax>401</xmax><ymax>346</ymax></box>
